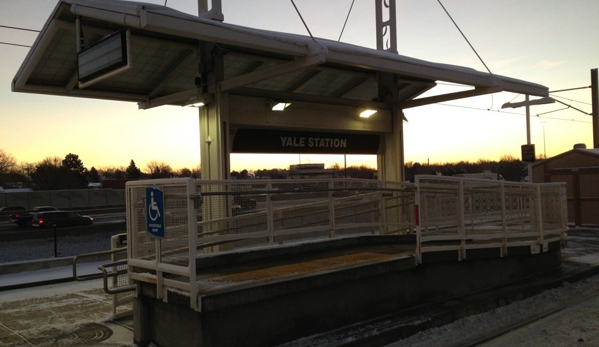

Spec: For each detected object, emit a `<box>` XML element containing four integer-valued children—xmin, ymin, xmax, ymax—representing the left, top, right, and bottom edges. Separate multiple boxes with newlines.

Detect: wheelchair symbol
<box><xmin>148</xmin><ymin>191</ymin><xmax>161</xmax><ymax>221</ymax></box>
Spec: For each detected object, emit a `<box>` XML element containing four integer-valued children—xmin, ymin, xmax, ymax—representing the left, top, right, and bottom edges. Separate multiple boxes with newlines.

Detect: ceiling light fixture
<box><xmin>360</xmin><ymin>109</ymin><xmax>377</xmax><ymax>118</ymax></box>
<box><xmin>272</xmin><ymin>102</ymin><xmax>292</xmax><ymax>111</ymax></box>
<box><xmin>185</xmin><ymin>93</ymin><xmax>213</xmax><ymax>108</ymax></box>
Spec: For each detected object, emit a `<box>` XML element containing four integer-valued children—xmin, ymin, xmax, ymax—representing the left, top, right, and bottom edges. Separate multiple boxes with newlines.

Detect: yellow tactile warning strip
<box><xmin>208</xmin><ymin>251</ymin><xmax>398</xmax><ymax>284</ymax></box>
<box><xmin>193</xmin><ymin>243</ymin><xmax>416</xmax><ymax>293</ymax></box>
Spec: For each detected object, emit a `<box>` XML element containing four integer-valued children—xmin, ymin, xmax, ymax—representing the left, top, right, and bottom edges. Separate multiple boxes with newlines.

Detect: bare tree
<box><xmin>30</xmin><ymin>156</ymin><xmax>64</xmax><ymax>190</ymax></box>
<box><xmin>191</xmin><ymin>164</ymin><xmax>201</xmax><ymax>179</ymax></box>
<box><xmin>176</xmin><ymin>168</ymin><xmax>192</xmax><ymax>177</ymax></box>
<box><xmin>17</xmin><ymin>162</ymin><xmax>35</xmax><ymax>186</ymax></box>
<box><xmin>98</xmin><ymin>166</ymin><xmax>127</xmax><ymax>180</ymax></box>
<box><xmin>146</xmin><ymin>161</ymin><xmax>173</xmax><ymax>179</ymax></box>
<box><xmin>0</xmin><ymin>150</ymin><xmax>17</xmax><ymax>176</ymax></box>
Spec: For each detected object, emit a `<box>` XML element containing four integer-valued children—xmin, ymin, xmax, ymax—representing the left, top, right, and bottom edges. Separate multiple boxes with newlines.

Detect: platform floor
<box><xmin>0</xmin><ymin>279</ymin><xmax>133</xmax><ymax>346</ymax></box>
<box><xmin>194</xmin><ymin>242</ymin><xmax>416</xmax><ymax>294</ymax></box>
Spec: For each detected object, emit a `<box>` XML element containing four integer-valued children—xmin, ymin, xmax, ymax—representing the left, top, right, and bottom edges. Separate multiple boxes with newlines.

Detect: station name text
<box><xmin>280</xmin><ymin>136</ymin><xmax>347</xmax><ymax>148</ymax></box>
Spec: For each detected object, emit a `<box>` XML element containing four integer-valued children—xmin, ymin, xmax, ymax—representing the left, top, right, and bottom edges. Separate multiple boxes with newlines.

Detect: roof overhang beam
<box><xmin>231</xmin><ymin>87</ymin><xmax>390</xmax><ymax>110</ymax></box>
<box><xmin>219</xmin><ymin>46</ymin><xmax>327</xmax><ymax>92</ymax></box>
<box><xmin>148</xmin><ymin>48</ymin><xmax>199</xmax><ymax>99</ymax></box>
<box><xmin>400</xmin><ymin>85</ymin><xmax>503</xmax><ymax>109</ymax></box>
<box><xmin>139</xmin><ymin>87</ymin><xmax>202</xmax><ymax>109</ymax></box>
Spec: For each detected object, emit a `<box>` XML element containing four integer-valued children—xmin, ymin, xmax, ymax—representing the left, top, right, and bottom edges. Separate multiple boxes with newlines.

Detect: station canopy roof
<box><xmin>13</xmin><ymin>0</ymin><xmax>549</xmax><ymax>111</ymax></box>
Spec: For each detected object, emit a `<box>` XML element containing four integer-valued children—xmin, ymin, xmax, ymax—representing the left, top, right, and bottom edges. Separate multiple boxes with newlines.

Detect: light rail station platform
<box><xmin>133</xmin><ymin>235</ymin><xmax>563</xmax><ymax>347</ymax></box>
<box><xmin>123</xmin><ymin>176</ymin><xmax>568</xmax><ymax>347</ymax></box>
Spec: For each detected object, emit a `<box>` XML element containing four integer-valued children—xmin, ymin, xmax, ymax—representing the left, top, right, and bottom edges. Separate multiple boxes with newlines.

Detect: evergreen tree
<box><xmin>62</xmin><ymin>153</ymin><xmax>87</xmax><ymax>188</ymax></box>
<box><xmin>88</xmin><ymin>167</ymin><xmax>100</xmax><ymax>182</ymax></box>
<box><xmin>126</xmin><ymin>160</ymin><xmax>142</xmax><ymax>180</ymax></box>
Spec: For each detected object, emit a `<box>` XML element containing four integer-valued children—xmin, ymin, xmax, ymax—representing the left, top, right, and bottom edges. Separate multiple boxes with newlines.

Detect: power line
<box><xmin>0</xmin><ymin>41</ymin><xmax>31</xmax><ymax>48</ymax></box>
<box><xmin>338</xmin><ymin>0</ymin><xmax>355</xmax><ymax>42</ymax></box>
<box><xmin>0</xmin><ymin>24</ymin><xmax>39</xmax><ymax>33</ymax></box>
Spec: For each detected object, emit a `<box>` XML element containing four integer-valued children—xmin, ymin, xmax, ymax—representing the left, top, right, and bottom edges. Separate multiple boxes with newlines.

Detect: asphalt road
<box><xmin>0</xmin><ymin>221</ymin><xmax>127</xmax><ymax>263</ymax></box>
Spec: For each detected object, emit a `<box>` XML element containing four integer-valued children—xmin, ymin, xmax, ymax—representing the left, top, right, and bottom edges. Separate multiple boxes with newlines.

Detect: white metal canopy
<box><xmin>12</xmin><ymin>0</ymin><xmax>549</xmax><ymax>111</ymax></box>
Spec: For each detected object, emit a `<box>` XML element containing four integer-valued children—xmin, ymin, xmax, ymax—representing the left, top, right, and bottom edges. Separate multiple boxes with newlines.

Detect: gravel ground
<box><xmin>0</xmin><ymin>232</ymin><xmax>119</xmax><ymax>263</ymax></box>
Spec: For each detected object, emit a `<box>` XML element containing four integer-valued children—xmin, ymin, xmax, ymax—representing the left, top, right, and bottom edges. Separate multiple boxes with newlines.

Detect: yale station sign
<box><xmin>232</xmin><ymin>129</ymin><xmax>381</xmax><ymax>154</ymax></box>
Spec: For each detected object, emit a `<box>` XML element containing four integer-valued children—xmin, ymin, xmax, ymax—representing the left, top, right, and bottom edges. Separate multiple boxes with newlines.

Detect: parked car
<box><xmin>9</xmin><ymin>206</ymin><xmax>58</xmax><ymax>226</ymax></box>
<box><xmin>332</xmin><ymin>190</ymin><xmax>359</xmax><ymax>197</ymax></box>
<box><xmin>232</xmin><ymin>196</ymin><xmax>257</xmax><ymax>210</ymax></box>
<box><xmin>0</xmin><ymin>206</ymin><xmax>26</xmax><ymax>218</ymax></box>
<box><xmin>32</xmin><ymin>211</ymin><xmax>93</xmax><ymax>228</ymax></box>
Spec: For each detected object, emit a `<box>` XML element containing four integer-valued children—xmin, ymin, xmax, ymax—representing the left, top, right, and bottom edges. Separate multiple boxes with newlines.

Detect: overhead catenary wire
<box><xmin>552</xmin><ymin>98</ymin><xmax>591</xmax><ymax>116</ymax></box>
<box><xmin>0</xmin><ymin>41</ymin><xmax>31</xmax><ymax>48</ymax></box>
<box><xmin>290</xmin><ymin>0</ymin><xmax>316</xmax><ymax>42</ymax></box>
<box><xmin>437</xmin><ymin>102</ymin><xmax>592</xmax><ymax>123</ymax></box>
<box><xmin>550</xmin><ymin>94</ymin><xmax>592</xmax><ymax>106</ymax></box>
<box><xmin>0</xmin><ymin>24</ymin><xmax>39</xmax><ymax>48</ymax></box>
<box><xmin>338</xmin><ymin>0</ymin><xmax>355</xmax><ymax>42</ymax></box>
<box><xmin>436</xmin><ymin>0</ymin><xmax>493</xmax><ymax>76</ymax></box>
<box><xmin>550</xmin><ymin>86</ymin><xmax>591</xmax><ymax>93</ymax></box>
<box><xmin>0</xmin><ymin>24</ymin><xmax>40</xmax><ymax>33</ymax></box>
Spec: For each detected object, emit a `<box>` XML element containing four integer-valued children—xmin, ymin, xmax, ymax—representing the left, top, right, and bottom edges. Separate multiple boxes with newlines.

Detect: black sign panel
<box><xmin>521</xmin><ymin>144</ymin><xmax>536</xmax><ymax>163</ymax></box>
<box><xmin>231</xmin><ymin>129</ymin><xmax>381</xmax><ymax>154</ymax></box>
<box><xmin>77</xmin><ymin>30</ymin><xmax>128</xmax><ymax>84</ymax></box>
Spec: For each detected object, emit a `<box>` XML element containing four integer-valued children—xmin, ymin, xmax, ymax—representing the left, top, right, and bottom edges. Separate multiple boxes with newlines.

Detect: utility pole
<box><xmin>592</xmin><ymin>68</ymin><xmax>598</xmax><ymax>148</ymax></box>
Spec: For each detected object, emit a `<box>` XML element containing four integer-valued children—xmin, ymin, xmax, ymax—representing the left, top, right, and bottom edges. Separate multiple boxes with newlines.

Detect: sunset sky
<box><xmin>0</xmin><ymin>0</ymin><xmax>597</xmax><ymax>172</ymax></box>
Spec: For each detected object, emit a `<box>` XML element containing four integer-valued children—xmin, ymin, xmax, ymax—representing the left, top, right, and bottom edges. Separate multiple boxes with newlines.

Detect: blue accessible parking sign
<box><xmin>146</xmin><ymin>187</ymin><xmax>165</xmax><ymax>238</ymax></box>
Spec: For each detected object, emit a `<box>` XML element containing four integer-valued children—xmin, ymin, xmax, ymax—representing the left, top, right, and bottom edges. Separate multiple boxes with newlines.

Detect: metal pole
<box><xmin>543</xmin><ymin>122</ymin><xmax>547</xmax><ymax>158</ymax></box>
<box><xmin>525</xmin><ymin>94</ymin><xmax>531</xmax><ymax>145</ymax></box>
<box><xmin>375</xmin><ymin>0</ymin><xmax>397</xmax><ymax>53</ymax></box>
<box><xmin>198</xmin><ymin>0</ymin><xmax>223</xmax><ymax>21</ymax></box>
<box><xmin>591</xmin><ymin>68</ymin><xmax>598</xmax><ymax>148</ymax></box>
<box><xmin>344</xmin><ymin>154</ymin><xmax>347</xmax><ymax>178</ymax></box>
<box><xmin>198</xmin><ymin>0</ymin><xmax>208</xmax><ymax>14</ymax></box>
<box><xmin>53</xmin><ymin>224</ymin><xmax>58</xmax><ymax>257</ymax></box>
<box><xmin>525</xmin><ymin>95</ymin><xmax>532</xmax><ymax>180</ymax></box>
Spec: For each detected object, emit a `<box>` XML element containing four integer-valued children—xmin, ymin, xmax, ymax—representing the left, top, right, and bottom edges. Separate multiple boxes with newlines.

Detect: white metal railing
<box><xmin>125</xmin><ymin>177</ymin><xmax>414</xmax><ymax>311</ymax></box>
<box><xmin>125</xmin><ymin>176</ymin><xmax>567</xmax><ymax>311</ymax></box>
<box><xmin>414</xmin><ymin>175</ymin><xmax>568</xmax><ymax>263</ymax></box>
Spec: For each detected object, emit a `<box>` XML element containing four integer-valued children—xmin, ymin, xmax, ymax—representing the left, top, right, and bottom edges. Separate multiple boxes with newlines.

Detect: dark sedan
<box><xmin>9</xmin><ymin>206</ymin><xmax>58</xmax><ymax>226</ymax></box>
<box><xmin>32</xmin><ymin>211</ymin><xmax>93</xmax><ymax>228</ymax></box>
<box><xmin>232</xmin><ymin>196</ymin><xmax>257</xmax><ymax>210</ymax></box>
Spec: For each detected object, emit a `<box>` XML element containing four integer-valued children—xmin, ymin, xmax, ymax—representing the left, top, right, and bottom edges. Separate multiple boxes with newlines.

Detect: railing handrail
<box><xmin>72</xmin><ymin>247</ymin><xmax>127</xmax><ymax>281</ymax></box>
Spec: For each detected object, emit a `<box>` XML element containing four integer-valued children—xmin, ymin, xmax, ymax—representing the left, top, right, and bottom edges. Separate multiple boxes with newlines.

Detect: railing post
<box><xmin>500</xmin><ymin>183</ymin><xmax>507</xmax><ymax>257</ymax></box>
<box><xmin>458</xmin><ymin>180</ymin><xmax>466</xmax><ymax>261</ymax></box>
<box><xmin>414</xmin><ymin>176</ymin><xmax>422</xmax><ymax>264</ymax></box>
<box><xmin>536</xmin><ymin>184</ymin><xmax>545</xmax><ymax>251</ymax></box>
<box><xmin>187</xmin><ymin>178</ymin><xmax>199</xmax><ymax>310</ymax></box>
<box><xmin>266</xmin><ymin>180</ymin><xmax>275</xmax><ymax>245</ymax></box>
<box><xmin>328</xmin><ymin>179</ymin><xmax>335</xmax><ymax>238</ymax></box>
<box><xmin>380</xmin><ymin>185</ymin><xmax>388</xmax><ymax>234</ymax></box>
